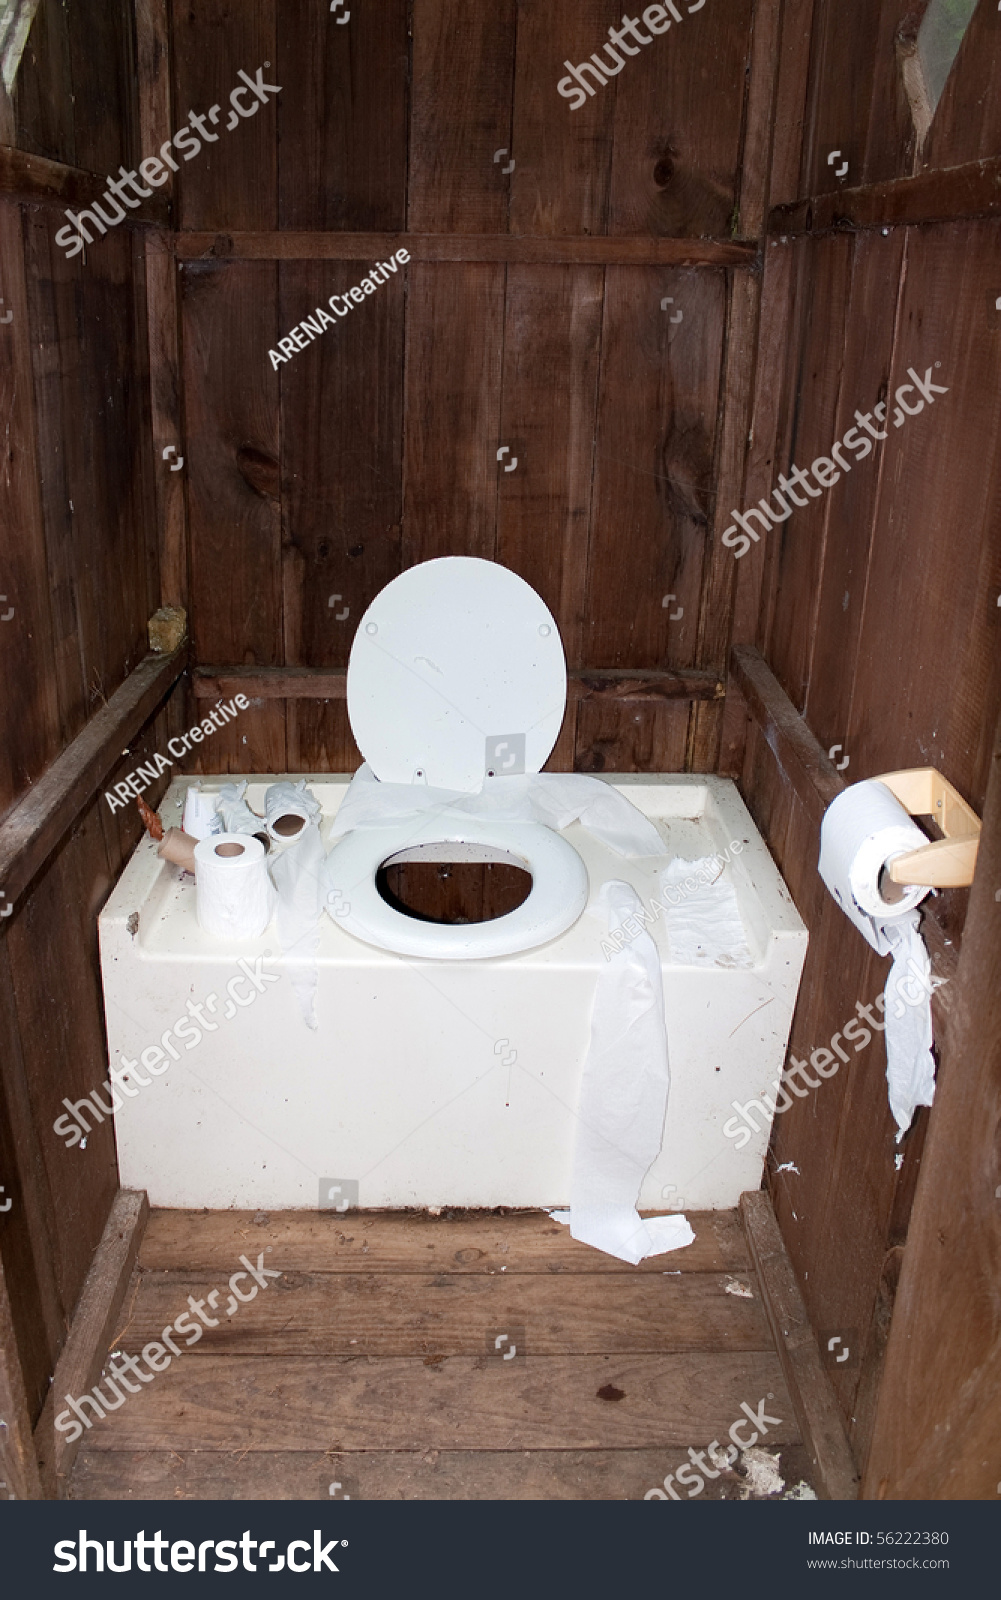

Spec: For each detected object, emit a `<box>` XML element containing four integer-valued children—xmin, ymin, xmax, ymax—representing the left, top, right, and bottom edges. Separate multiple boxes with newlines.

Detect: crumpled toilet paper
<box><xmin>550</xmin><ymin>881</ymin><xmax>695</xmax><ymax>1265</ymax></box>
<box><xmin>216</xmin><ymin>779</ymin><xmax>266</xmax><ymax>838</ymax></box>
<box><xmin>326</xmin><ymin>762</ymin><xmax>665</xmax><ymax>857</ymax></box>
<box><xmin>265</xmin><ymin>779</ymin><xmax>322</xmax><ymax>845</ymax></box>
<box><xmin>819</xmin><ymin>779</ymin><xmax>937</xmax><ymax>1137</ymax></box>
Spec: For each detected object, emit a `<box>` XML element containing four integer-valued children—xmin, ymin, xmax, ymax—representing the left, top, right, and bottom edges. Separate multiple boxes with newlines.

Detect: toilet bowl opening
<box><xmin>376</xmin><ymin>843</ymin><xmax>532</xmax><ymax>925</ymax></box>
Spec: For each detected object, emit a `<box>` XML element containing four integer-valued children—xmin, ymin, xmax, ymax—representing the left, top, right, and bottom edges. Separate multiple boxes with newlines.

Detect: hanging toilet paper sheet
<box><xmin>660</xmin><ymin>856</ymin><xmax>752</xmax><ymax>967</ymax></box>
<box><xmin>550</xmin><ymin>881</ymin><xmax>695</xmax><ymax>1265</ymax></box>
<box><xmin>819</xmin><ymin>780</ymin><xmax>937</xmax><ymax>1137</ymax></box>
<box><xmin>266</xmin><ymin>779</ymin><xmax>322</xmax><ymax>844</ymax></box>
<box><xmin>326</xmin><ymin>762</ymin><xmax>665</xmax><ymax>858</ymax></box>
<box><xmin>194</xmin><ymin>833</ymin><xmax>274</xmax><ymax>940</ymax></box>
<box><xmin>270</xmin><ymin>821</ymin><xmax>326</xmax><ymax>1030</ymax></box>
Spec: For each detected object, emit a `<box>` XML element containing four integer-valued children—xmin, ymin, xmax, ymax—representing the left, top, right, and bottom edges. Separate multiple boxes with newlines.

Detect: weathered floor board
<box><xmin>68</xmin><ymin>1209</ymin><xmax>815</xmax><ymax>1501</ymax></box>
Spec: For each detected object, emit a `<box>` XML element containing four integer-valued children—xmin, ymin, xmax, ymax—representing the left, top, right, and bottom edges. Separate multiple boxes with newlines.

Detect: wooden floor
<box><xmin>68</xmin><ymin>1208</ymin><xmax>819</xmax><ymax>1501</ymax></box>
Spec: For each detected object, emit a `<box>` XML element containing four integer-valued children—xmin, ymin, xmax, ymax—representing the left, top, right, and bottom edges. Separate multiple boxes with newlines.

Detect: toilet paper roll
<box><xmin>194</xmin><ymin>833</ymin><xmax>274</xmax><ymax>939</ymax></box>
<box><xmin>265</xmin><ymin>779</ymin><xmax>321</xmax><ymax>845</ymax></box>
<box><xmin>818</xmin><ymin>780</ymin><xmax>930</xmax><ymax>953</ymax></box>
<box><xmin>216</xmin><ymin>780</ymin><xmax>266</xmax><ymax>839</ymax></box>
<box><xmin>182</xmin><ymin>785</ymin><xmax>222</xmax><ymax>841</ymax></box>
<box><xmin>819</xmin><ymin>780</ymin><xmax>937</xmax><ymax>1138</ymax></box>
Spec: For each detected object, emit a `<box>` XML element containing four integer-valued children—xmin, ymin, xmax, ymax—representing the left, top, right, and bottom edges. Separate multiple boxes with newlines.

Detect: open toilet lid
<box><xmin>346</xmin><ymin>557</ymin><xmax>567</xmax><ymax>791</ymax></box>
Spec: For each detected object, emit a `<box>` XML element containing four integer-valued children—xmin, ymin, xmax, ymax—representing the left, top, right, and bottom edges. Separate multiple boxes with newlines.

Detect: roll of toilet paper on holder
<box><xmin>819</xmin><ymin>779</ymin><xmax>930</xmax><ymax>950</ymax></box>
<box><xmin>819</xmin><ymin>780</ymin><xmax>937</xmax><ymax>1138</ymax></box>
<box><xmin>194</xmin><ymin>833</ymin><xmax>274</xmax><ymax>939</ymax></box>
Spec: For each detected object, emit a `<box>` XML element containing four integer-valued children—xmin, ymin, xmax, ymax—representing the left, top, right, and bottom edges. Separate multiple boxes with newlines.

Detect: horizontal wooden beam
<box><xmin>731</xmin><ymin>644</ymin><xmax>958</xmax><ymax>1003</ymax></box>
<box><xmin>34</xmin><ymin>1190</ymin><xmax>149</xmax><ymax>1496</ymax></box>
<box><xmin>0</xmin><ymin>144</ymin><xmax>169</xmax><ymax>225</ymax></box>
<box><xmin>193</xmin><ymin>665</ymin><xmax>725</xmax><ymax>702</ymax></box>
<box><xmin>173</xmin><ymin>231</ymin><xmax>757</xmax><ymax>267</ymax></box>
<box><xmin>0</xmin><ymin>647</ymin><xmax>186</xmax><ymax>916</ymax></box>
<box><xmin>741</xmin><ymin>1191</ymin><xmax>859</xmax><ymax>1500</ymax></box>
<box><xmin>769</xmin><ymin>155</ymin><xmax>1001</xmax><ymax>237</ymax></box>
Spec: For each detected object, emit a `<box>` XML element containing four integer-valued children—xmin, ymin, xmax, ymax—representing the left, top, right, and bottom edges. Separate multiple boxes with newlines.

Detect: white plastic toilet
<box><xmin>323</xmin><ymin>557</ymin><xmax>591</xmax><ymax>959</ymax></box>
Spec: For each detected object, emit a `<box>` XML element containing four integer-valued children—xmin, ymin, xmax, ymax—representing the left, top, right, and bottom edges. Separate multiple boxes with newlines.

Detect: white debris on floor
<box><xmin>724</xmin><ymin>1276</ymin><xmax>754</xmax><ymax>1298</ymax></box>
<box><xmin>782</xmin><ymin>1480</ymin><xmax>819</xmax><ymax>1500</ymax></box>
<box><xmin>738</xmin><ymin>1447</ymin><xmax>786</xmax><ymax>1498</ymax></box>
<box><xmin>774</xmin><ymin>1161</ymin><xmax>800</xmax><ymax>1174</ymax></box>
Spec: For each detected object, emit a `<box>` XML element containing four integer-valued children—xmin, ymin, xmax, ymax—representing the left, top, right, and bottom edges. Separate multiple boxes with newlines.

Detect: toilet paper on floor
<box><xmin>550</xmin><ymin>880</ymin><xmax>695</xmax><ymax>1265</ymax></box>
<box><xmin>819</xmin><ymin>780</ymin><xmax>937</xmax><ymax>1137</ymax></box>
<box><xmin>270</xmin><ymin>820</ymin><xmax>326</xmax><ymax>1030</ymax></box>
<box><xmin>327</xmin><ymin>762</ymin><xmax>665</xmax><ymax>857</ymax></box>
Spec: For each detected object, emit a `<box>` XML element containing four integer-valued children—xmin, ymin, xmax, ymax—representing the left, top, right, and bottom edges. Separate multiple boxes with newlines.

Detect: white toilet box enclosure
<box><xmin>99</xmin><ymin>774</ymin><xmax>807</xmax><ymax>1212</ymax></box>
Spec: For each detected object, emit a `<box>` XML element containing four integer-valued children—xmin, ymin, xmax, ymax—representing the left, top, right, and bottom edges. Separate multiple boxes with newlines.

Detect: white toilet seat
<box><xmin>324</xmin><ymin>814</ymin><xmax>589</xmax><ymax>960</ymax></box>
<box><xmin>328</xmin><ymin>557</ymin><xmax>589</xmax><ymax>959</ymax></box>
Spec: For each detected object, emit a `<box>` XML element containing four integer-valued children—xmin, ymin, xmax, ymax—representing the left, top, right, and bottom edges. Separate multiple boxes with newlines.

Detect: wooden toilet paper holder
<box><xmin>874</xmin><ymin>767</ymin><xmax>981</xmax><ymax>889</ymax></box>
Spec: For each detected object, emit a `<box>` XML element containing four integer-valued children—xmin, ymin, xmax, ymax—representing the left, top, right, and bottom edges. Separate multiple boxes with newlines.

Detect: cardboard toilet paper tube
<box><xmin>157</xmin><ymin>828</ymin><xmax>198</xmax><ymax>873</ymax></box>
<box><xmin>194</xmin><ymin>833</ymin><xmax>274</xmax><ymax>938</ymax></box>
<box><xmin>264</xmin><ymin>781</ymin><xmax>321</xmax><ymax>844</ymax></box>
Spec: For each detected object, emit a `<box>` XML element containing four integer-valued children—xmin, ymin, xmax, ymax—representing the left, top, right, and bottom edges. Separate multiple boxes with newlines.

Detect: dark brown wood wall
<box><xmin>172</xmin><ymin>0</ymin><xmax>757</xmax><ymax>779</ymax></box>
<box><xmin>0</xmin><ymin>0</ymin><xmax>180</xmax><ymax>1419</ymax></box>
<box><xmin>731</xmin><ymin>0</ymin><xmax>1001</xmax><ymax>1480</ymax></box>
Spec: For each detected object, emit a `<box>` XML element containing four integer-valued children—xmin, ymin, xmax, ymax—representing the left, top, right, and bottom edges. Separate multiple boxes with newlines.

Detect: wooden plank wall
<box><xmin>732</xmin><ymin>0</ymin><xmax>1001</xmax><ymax>1479</ymax></box>
<box><xmin>172</xmin><ymin>0</ymin><xmax>758</xmax><ymax>780</ymax></box>
<box><xmin>0</xmin><ymin>0</ymin><xmax>182</xmax><ymax>1424</ymax></box>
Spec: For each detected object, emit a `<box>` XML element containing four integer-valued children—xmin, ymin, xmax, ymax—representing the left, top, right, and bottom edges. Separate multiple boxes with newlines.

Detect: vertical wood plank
<box><xmin>277</xmin><ymin>0</ymin><xmax>409</xmax><ymax>231</ymax></box>
<box><xmin>401</xmin><ymin>263</ymin><xmax>506</xmax><ymax>566</ymax></box>
<box><xmin>494</xmin><ymin>265</ymin><xmax>603</xmax><ymax>659</ymax></box>
<box><xmin>181</xmin><ymin>260</ymin><xmax>282</xmax><ymax>666</ymax></box>
<box><xmin>0</xmin><ymin>1254</ymin><xmax>43</xmax><ymax>1498</ymax></box>
<box><xmin>509</xmin><ymin>0</ymin><xmax>619</xmax><ymax>238</ymax></box>
<box><xmin>169</xmin><ymin>0</ymin><xmax>278</xmax><ymax>231</ymax></box>
<box><xmin>607</xmin><ymin>0</ymin><xmax>752</xmax><ymax>239</ymax></box>
<box><xmin>409</xmin><ymin>0</ymin><xmax>518</xmax><ymax>233</ymax></box>
<box><xmin>863</xmin><ymin>710</ymin><xmax>1001</xmax><ymax>1499</ymax></box>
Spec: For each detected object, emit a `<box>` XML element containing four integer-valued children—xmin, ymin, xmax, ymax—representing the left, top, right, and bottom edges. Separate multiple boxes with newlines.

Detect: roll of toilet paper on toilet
<box><xmin>264</xmin><ymin>780</ymin><xmax>321</xmax><ymax>845</ymax></box>
<box><xmin>819</xmin><ymin>780</ymin><xmax>937</xmax><ymax>1138</ymax></box>
<box><xmin>194</xmin><ymin>833</ymin><xmax>274</xmax><ymax>939</ymax></box>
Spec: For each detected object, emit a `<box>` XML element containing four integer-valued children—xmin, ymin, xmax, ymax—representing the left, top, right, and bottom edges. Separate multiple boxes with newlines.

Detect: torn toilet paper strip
<box><xmin>326</xmin><ymin>762</ymin><xmax>665</xmax><ymax>857</ymax></box>
<box><xmin>270</xmin><ymin>821</ymin><xmax>326</xmax><ymax>1031</ymax></box>
<box><xmin>819</xmin><ymin>779</ymin><xmax>936</xmax><ymax>1138</ymax></box>
<box><xmin>551</xmin><ymin>880</ymin><xmax>695</xmax><ymax>1264</ymax></box>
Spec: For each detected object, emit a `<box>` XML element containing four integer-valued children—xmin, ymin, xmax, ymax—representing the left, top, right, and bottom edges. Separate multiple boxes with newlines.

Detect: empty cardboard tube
<box><xmin>157</xmin><ymin>828</ymin><xmax>198</xmax><ymax>873</ymax></box>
